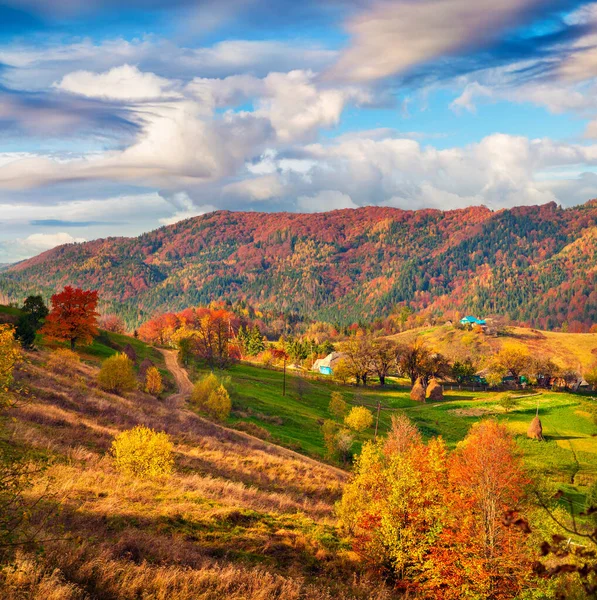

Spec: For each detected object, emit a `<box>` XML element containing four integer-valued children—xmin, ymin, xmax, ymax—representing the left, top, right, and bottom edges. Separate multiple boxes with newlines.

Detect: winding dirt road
<box><xmin>159</xmin><ymin>349</ymin><xmax>193</xmax><ymax>406</ymax></box>
<box><xmin>158</xmin><ymin>348</ymin><xmax>348</xmax><ymax>479</ymax></box>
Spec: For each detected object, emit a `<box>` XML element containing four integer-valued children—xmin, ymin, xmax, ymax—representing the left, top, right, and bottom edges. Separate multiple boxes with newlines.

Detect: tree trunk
<box><xmin>70</xmin><ymin>338</ymin><xmax>76</xmax><ymax>351</ymax></box>
<box><xmin>379</xmin><ymin>374</ymin><xmax>385</xmax><ymax>386</ymax></box>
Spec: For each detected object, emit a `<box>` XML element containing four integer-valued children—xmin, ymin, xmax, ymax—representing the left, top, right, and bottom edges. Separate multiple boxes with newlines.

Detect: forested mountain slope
<box><xmin>2</xmin><ymin>200</ymin><xmax>597</xmax><ymax>329</ymax></box>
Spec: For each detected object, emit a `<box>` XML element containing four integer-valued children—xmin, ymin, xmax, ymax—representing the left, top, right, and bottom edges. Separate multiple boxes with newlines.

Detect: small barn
<box><xmin>312</xmin><ymin>351</ymin><xmax>346</xmax><ymax>375</ymax></box>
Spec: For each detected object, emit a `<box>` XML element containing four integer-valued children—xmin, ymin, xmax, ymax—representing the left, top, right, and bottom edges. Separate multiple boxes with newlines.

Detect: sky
<box><xmin>3</xmin><ymin>1</ymin><xmax>597</xmax><ymax>261</ymax></box>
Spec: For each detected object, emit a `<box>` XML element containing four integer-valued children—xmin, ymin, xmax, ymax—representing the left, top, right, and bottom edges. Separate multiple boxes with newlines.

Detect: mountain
<box><xmin>2</xmin><ymin>201</ymin><xmax>597</xmax><ymax>330</ymax></box>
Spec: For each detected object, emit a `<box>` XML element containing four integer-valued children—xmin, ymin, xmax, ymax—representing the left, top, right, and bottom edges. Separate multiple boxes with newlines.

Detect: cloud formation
<box><xmin>328</xmin><ymin>0</ymin><xmax>554</xmax><ymax>82</ymax></box>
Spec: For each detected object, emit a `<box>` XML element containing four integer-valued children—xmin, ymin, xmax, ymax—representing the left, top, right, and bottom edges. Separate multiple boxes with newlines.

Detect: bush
<box><xmin>206</xmin><ymin>385</ymin><xmax>231</xmax><ymax>421</ymax></box>
<box><xmin>0</xmin><ymin>325</ymin><xmax>21</xmax><ymax>406</ymax></box>
<box><xmin>344</xmin><ymin>406</ymin><xmax>373</xmax><ymax>432</ymax></box>
<box><xmin>192</xmin><ymin>374</ymin><xmax>231</xmax><ymax>420</ymax></box>
<box><xmin>46</xmin><ymin>348</ymin><xmax>80</xmax><ymax>375</ymax></box>
<box><xmin>191</xmin><ymin>373</ymin><xmax>220</xmax><ymax>406</ymax></box>
<box><xmin>98</xmin><ymin>353</ymin><xmax>137</xmax><ymax>394</ymax></box>
<box><xmin>111</xmin><ymin>425</ymin><xmax>174</xmax><ymax>478</ymax></box>
<box><xmin>144</xmin><ymin>366</ymin><xmax>163</xmax><ymax>396</ymax></box>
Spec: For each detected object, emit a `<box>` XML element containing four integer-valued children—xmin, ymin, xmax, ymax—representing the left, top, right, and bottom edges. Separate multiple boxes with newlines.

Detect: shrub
<box><xmin>98</xmin><ymin>353</ymin><xmax>137</xmax><ymax>394</ymax></box>
<box><xmin>329</xmin><ymin>391</ymin><xmax>348</xmax><ymax>419</ymax></box>
<box><xmin>344</xmin><ymin>406</ymin><xmax>373</xmax><ymax>432</ymax></box>
<box><xmin>46</xmin><ymin>348</ymin><xmax>80</xmax><ymax>375</ymax></box>
<box><xmin>498</xmin><ymin>394</ymin><xmax>520</xmax><ymax>413</ymax></box>
<box><xmin>111</xmin><ymin>426</ymin><xmax>174</xmax><ymax>478</ymax></box>
<box><xmin>205</xmin><ymin>385</ymin><xmax>231</xmax><ymax>421</ymax></box>
<box><xmin>0</xmin><ymin>325</ymin><xmax>21</xmax><ymax>406</ymax></box>
<box><xmin>144</xmin><ymin>366</ymin><xmax>163</xmax><ymax>396</ymax></box>
<box><xmin>191</xmin><ymin>373</ymin><xmax>220</xmax><ymax>406</ymax></box>
<box><xmin>192</xmin><ymin>374</ymin><xmax>231</xmax><ymax>420</ymax></box>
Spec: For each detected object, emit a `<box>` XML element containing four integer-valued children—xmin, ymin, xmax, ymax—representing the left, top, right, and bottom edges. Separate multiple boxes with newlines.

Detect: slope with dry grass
<box><xmin>0</xmin><ymin>349</ymin><xmax>391</xmax><ymax>600</ymax></box>
<box><xmin>389</xmin><ymin>324</ymin><xmax>597</xmax><ymax>371</ymax></box>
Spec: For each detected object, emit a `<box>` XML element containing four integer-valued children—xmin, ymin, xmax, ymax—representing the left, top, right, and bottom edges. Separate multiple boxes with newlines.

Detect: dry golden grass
<box><xmin>0</xmin><ymin>350</ymin><xmax>382</xmax><ymax>600</ymax></box>
<box><xmin>390</xmin><ymin>325</ymin><xmax>597</xmax><ymax>370</ymax></box>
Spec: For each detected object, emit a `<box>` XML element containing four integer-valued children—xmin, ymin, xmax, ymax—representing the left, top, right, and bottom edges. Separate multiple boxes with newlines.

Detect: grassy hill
<box><xmin>191</xmin><ymin>362</ymin><xmax>597</xmax><ymax>512</ymax></box>
<box><xmin>1</xmin><ymin>347</ymin><xmax>386</xmax><ymax>599</ymax></box>
<box><xmin>2</xmin><ymin>201</ymin><xmax>597</xmax><ymax>329</ymax></box>
<box><xmin>389</xmin><ymin>324</ymin><xmax>597</xmax><ymax>371</ymax></box>
<box><xmin>1</xmin><ymin>330</ymin><xmax>596</xmax><ymax>597</ymax></box>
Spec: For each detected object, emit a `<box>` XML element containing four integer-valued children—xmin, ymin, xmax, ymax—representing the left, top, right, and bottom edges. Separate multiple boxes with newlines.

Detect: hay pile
<box><xmin>426</xmin><ymin>378</ymin><xmax>443</xmax><ymax>401</ymax></box>
<box><xmin>527</xmin><ymin>416</ymin><xmax>543</xmax><ymax>440</ymax></box>
<box><xmin>410</xmin><ymin>377</ymin><xmax>426</xmax><ymax>402</ymax></box>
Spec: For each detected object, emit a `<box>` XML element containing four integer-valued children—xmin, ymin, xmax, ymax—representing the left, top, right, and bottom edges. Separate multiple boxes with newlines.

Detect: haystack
<box><xmin>426</xmin><ymin>378</ymin><xmax>443</xmax><ymax>401</ymax></box>
<box><xmin>410</xmin><ymin>377</ymin><xmax>426</xmax><ymax>402</ymax></box>
<box><xmin>527</xmin><ymin>416</ymin><xmax>543</xmax><ymax>440</ymax></box>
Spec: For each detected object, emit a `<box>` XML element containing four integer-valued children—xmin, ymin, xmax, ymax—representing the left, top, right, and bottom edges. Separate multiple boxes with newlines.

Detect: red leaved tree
<box><xmin>41</xmin><ymin>286</ymin><xmax>99</xmax><ymax>350</ymax></box>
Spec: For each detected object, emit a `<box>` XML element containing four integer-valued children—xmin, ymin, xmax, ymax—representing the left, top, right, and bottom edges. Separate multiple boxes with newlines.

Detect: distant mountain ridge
<box><xmin>2</xmin><ymin>201</ymin><xmax>597</xmax><ymax>329</ymax></box>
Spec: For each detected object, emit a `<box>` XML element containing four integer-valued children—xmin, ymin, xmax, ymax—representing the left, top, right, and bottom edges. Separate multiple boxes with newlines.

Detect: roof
<box><xmin>461</xmin><ymin>316</ymin><xmax>486</xmax><ymax>325</ymax></box>
<box><xmin>312</xmin><ymin>351</ymin><xmax>345</xmax><ymax>371</ymax></box>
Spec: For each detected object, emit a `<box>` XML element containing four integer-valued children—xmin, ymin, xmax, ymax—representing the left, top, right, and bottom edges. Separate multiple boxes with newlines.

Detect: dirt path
<box><xmin>159</xmin><ymin>348</ymin><xmax>348</xmax><ymax>480</ymax></box>
<box><xmin>159</xmin><ymin>349</ymin><xmax>193</xmax><ymax>407</ymax></box>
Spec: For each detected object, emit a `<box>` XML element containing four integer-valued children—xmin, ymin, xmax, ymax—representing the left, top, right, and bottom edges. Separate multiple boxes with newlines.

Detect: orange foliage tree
<box><xmin>339</xmin><ymin>417</ymin><xmax>533</xmax><ymax>599</ymax></box>
<box><xmin>426</xmin><ymin>420</ymin><xmax>532</xmax><ymax>599</ymax></box>
<box><xmin>41</xmin><ymin>286</ymin><xmax>99</xmax><ymax>350</ymax></box>
<box><xmin>138</xmin><ymin>305</ymin><xmax>240</xmax><ymax>366</ymax></box>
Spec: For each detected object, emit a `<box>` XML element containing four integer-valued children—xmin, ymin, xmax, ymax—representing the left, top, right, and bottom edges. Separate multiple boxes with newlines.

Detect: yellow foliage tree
<box><xmin>144</xmin><ymin>366</ymin><xmax>163</xmax><ymax>396</ymax></box>
<box><xmin>0</xmin><ymin>325</ymin><xmax>21</xmax><ymax>405</ymax></box>
<box><xmin>111</xmin><ymin>425</ymin><xmax>174</xmax><ymax>478</ymax></box>
<box><xmin>344</xmin><ymin>405</ymin><xmax>373</xmax><ymax>432</ymax></box>
<box><xmin>205</xmin><ymin>384</ymin><xmax>231</xmax><ymax>421</ymax></box>
<box><xmin>98</xmin><ymin>353</ymin><xmax>137</xmax><ymax>394</ymax></box>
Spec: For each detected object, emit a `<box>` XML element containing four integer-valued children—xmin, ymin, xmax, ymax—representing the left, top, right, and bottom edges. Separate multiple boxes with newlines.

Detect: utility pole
<box><xmin>271</xmin><ymin>348</ymin><xmax>289</xmax><ymax>397</ymax></box>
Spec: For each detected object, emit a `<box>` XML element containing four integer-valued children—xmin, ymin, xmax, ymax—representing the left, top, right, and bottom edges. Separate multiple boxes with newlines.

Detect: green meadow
<box><xmin>193</xmin><ymin>362</ymin><xmax>597</xmax><ymax>506</ymax></box>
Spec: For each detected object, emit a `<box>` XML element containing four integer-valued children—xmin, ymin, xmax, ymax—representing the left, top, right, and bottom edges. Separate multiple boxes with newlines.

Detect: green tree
<box><xmin>246</xmin><ymin>325</ymin><xmax>265</xmax><ymax>356</ymax></box>
<box><xmin>21</xmin><ymin>295</ymin><xmax>48</xmax><ymax>327</ymax></box>
<box><xmin>15</xmin><ymin>315</ymin><xmax>36</xmax><ymax>349</ymax></box>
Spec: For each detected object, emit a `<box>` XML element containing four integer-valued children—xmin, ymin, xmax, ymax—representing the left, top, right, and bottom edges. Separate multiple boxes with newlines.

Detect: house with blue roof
<box><xmin>460</xmin><ymin>316</ymin><xmax>487</xmax><ymax>327</ymax></box>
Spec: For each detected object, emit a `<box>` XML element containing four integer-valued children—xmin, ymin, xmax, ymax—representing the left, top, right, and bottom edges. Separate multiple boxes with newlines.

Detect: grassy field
<box><xmin>190</xmin><ymin>362</ymin><xmax>597</xmax><ymax>507</ymax></box>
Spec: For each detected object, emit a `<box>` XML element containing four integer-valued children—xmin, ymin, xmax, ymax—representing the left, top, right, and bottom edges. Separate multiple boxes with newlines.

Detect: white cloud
<box><xmin>56</xmin><ymin>64</ymin><xmax>180</xmax><ymax>100</ymax></box>
<box><xmin>328</xmin><ymin>0</ymin><xmax>548</xmax><ymax>82</ymax></box>
<box><xmin>0</xmin><ymin>232</ymin><xmax>86</xmax><ymax>262</ymax></box>
<box><xmin>237</xmin><ymin>132</ymin><xmax>597</xmax><ymax>211</ymax></box>
<box><xmin>255</xmin><ymin>70</ymin><xmax>371</xmax><ymax>142</ymax></box>
<box><xmin>157</xmin><ymin>191</ymin><xmax>217</xmax><ymax>224</ymax></box>
<box><xmin>222</xmin><ymin>174</ymin><xmax>284</xmax><ymax>201</ymax></box>
<box><xmin>297</xmin><ymin>190</ymin><xmax>358</xmax><ymax>212</ymax></box>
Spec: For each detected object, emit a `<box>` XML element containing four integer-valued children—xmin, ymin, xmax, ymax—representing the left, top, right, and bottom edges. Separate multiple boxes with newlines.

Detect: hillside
<box><xmin>389</xmin><ymin>325</ymin><xmax>597</xmax><ymax>372</ymax></box>
<box><xmin>3</xmin><ymin>340</ymin><xmax>597</xmax><ymax>599</ymax></box>
<box><xmin>1</xmin><ymin>346</ymin><xmax>383</xmax><ymax>599</ymax></box>
<box><xmin>1</xmin><ymin>201</ymin><xmax>597</xmax><ymax>329</ymax></box>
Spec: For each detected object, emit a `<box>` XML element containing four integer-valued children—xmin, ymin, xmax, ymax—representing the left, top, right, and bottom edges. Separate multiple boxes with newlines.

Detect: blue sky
<box><xmin>2</xmin><ymin>0</ymin><xmax>597</xmax><ymax>261</ymax></box>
